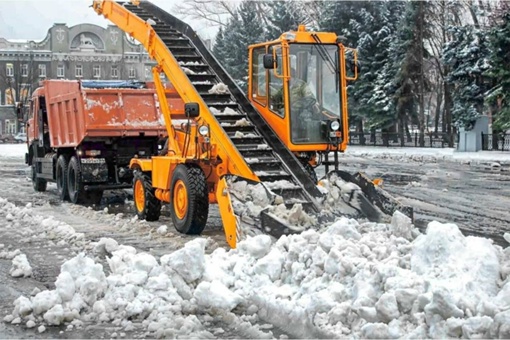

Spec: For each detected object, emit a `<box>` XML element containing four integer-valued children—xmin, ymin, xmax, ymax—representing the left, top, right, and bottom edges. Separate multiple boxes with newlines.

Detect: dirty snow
<box><xmin>4</xmin><ymin>202</ymin><xmax>510</xmax><ymax>339</ymax></box>
<box><xmin>10</xmin><ymin>254</ymin><xmax>33</xmax><ymax>278</ymax></box>
<box><xmin>345</xmin><ymin>146</ymin><xmax>510</xmax><ymax>164</ymax></box>
<box><xmin>208</xmin><ymin>83</ymin><xmax>229</xmax><ymax>95</ymax></box>
<box><xmin>2</xmin><ymin>143</ymin><xmax>510</xmax><ymax>338</ymax></box>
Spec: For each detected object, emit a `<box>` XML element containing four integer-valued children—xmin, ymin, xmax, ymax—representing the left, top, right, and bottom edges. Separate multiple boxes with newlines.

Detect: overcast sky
<box><xmin>0</xmin><ymin>0</ymin><xmax>218</xmax><ymax>41</ymax></box>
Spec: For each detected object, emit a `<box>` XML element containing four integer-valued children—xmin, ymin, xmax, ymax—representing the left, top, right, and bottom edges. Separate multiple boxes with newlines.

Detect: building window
<box><xmin>39</xmin><ymin>64</ymin><xmax>46</xmax><ymax>78</ymax></box>
<box><xmin>145</xmin><ymin>66</ymin><xmax>152</xmax><ymax>79</ymax></box>
<box><xmin>21</xmin><ymin>64</ymin><xmax>28</xmax><ymax>77</ymax></box>
<box><xmin>5</xmin><ymin>88</ymin><xmax>16</xmax><ymax>105</ymax></box>
<box><xmin>19</xmin><ymin>84</ymin><xmax>30</xmax><ymax>102</ymax></box>
<box><xmin>111</xmin><ymin>65</ymin><xmax>118</xmax><ymax>78</ymax></box>
<box><xmin>6</xmin><ymin>63</ymin><xmax>13</xmax><ymax>77</ymax></box>
<box><xmin>5</xmin><ymin>119</ymin><xmax>16</xmax><ymax>134</ymax></box>
<box><xmin>57</xmin><ymin>65</ymin><xmax>65</xmax><ymax>78</ymax></box>
<box><xmin>128</xmin><ymin>67</ymin><xmax>136</xmax><ymax>78</ymax></box>
<box><xmin>75</xmin><ymin>65</ymin><xmax>83</xmax><ymax>78</ymax></box>
<box><xmin>93</xmin><ymin>65</ymin><xmax>101</xmax><ymax>78</ymax></box>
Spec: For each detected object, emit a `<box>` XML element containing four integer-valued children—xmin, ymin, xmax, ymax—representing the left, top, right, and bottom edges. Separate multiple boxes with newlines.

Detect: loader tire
<box><xmin>170</xmin><ymin>165</ymin><xmax>208</xmax><ymax>235</ymax></box>
<box><xmin>56</xmin><ymin>155</ymin><xmax>69</xmax><ymax>201</ymax></box>
<box><xmin>31</xmin><ymin>163</ymin><xmax>47</xmax><ymax>192</ymax></box>
<box><xmin>133</xmin><ymin>171</ymin><xmax>161</xmax><ymax>221</ymax></box>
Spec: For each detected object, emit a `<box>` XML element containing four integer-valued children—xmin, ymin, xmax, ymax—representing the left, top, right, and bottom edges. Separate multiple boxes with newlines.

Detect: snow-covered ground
<box><xmin>1</xmin><ymin>143</ymin><xmax>510</xmax><ymax>338</ymax></box>
<box><xmin>0</xmin><ymin>144</ymin><xmax>27</xmax><ymax>158</ymax></box>
<box><xmin>345</xmin><ymin>146</ymin><xmax>510</xmax><ymax>164</ymax></box>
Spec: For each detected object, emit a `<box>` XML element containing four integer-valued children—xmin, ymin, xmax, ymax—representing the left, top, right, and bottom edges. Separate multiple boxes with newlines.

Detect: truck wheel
<box><xmin>56</xmin><ymin>155</ymin><xmax>69</xmax><ymax>201</ymax></box>
<box><xmin>31</xmin><ymin>163</ymin><xmax>47</xmax><ymax>192</ymax></box>
<box><xmin>133</xmin><ymin>171</ymin><xmax>161</xmax><ymax>221</ymax></box>
<box><xmin>170</xmin><ymin>165</ymin><xmax>209</xmax><ymax>235</ymax></box>
<box><xmin>67</xmin><ymin>156</ymin><xmax>86</xmax><ymax>204</ymax></box>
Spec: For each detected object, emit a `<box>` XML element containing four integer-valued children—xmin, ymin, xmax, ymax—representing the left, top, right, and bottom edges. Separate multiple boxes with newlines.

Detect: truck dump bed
<box><xmin>42</xmin><ymin>80</ymin><xmax>180</xmax><ymax>147</ymax></box>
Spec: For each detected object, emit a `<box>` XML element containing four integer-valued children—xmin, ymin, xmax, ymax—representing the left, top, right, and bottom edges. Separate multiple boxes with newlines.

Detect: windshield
<box><xmin>287</xmin><ymin>43</ymin><xmax>341</xmax><ymax>144</ymax></box>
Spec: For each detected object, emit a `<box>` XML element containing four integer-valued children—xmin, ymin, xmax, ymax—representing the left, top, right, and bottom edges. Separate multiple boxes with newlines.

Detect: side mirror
<box><xmin>185</xmin><ymin>102</ymin><xmax>199</xmax><ymax>118</ymax></box>
<box><xmin>263</xmin><ymin>54</ymin><xmax>276</xmax><ymax>69</ymax></box>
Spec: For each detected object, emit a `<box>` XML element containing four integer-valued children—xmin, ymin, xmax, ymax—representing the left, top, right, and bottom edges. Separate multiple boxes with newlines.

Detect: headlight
<box><xmin>198</xmin><ymin>125</ymin><xmax>209</xmax><ymax>136</ymax></box>
<box><xmin>330</xmin><ymin>120</ymin><xmax>340</xmax><ymax>131</ymax></box>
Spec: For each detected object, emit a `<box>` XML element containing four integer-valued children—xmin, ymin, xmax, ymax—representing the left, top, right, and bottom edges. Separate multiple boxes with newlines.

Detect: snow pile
<box><xmin>10</xmin><ymin>253</ymin><xmax>33</xmax><ymax>278</ymax></box>
<box><xmin>5</xmin><ymin>217</ymin><xmax>510</xmax><ymax>338</ymax></box>
<box><xmin>210</xmin><ymin>107</ymin><xmax>239</xmax><ymax>116</ymax></box>
<box><xmin>228</xmin><ymin>180</ymin><xmax>317</xmax><ymax>237</ymax></box>
<box><xmin>317</xmin><ymin>174</ymin><xmax>370</xmax><ymax>219</ymax></box>
<box><xmin>208</xmin><ymin>83</ymin><xmax>229</xmax><ymax>94</ymax></box>
<box><xmin>0</xmin><ymin>198</ymin><xmax>85</xmax><ymax>248</ymax></box>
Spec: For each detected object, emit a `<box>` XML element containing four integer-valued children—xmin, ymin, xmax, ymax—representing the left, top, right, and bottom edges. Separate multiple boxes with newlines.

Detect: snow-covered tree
<box><xmin>443</xmin><ymin>24</ymin><xmax>490</xmax><ymax>129</ymax></box>
<box><xmin>215</xmin><ymin>1</ymin><xmax>265</xmax><ymax>89</ymax></box>
<box><xmin>487</xmin><ymin>10</ymin><xmax>510</xmax><ymax>132</ymax></box>
<box><xmin>265</xmin><ymin>1</ymin><xmax>309</xmax><ymax>40</ymax></box>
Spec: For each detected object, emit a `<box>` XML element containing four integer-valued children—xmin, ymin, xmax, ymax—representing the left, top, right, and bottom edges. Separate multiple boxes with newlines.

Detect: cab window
<box><xmin>251</xmin><ymin>47</ymin><xmax>267</xmax><ymax>106</ymax></box>
<box><xmin>268</xmin><ymin>45</ymin><xmax>284</xmax><ymax>117</ymax></box>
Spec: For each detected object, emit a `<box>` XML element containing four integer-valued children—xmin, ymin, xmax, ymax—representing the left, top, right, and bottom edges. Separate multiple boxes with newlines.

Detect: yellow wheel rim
<box><xmin>173</xmin><ymin>180</ymin><xmax>188</xmax><ymax>220</ymax></box>
<box><xmin>134</xmin><ymin>179</ymin><xmax>145</xmax><ymax>213</ymax></box>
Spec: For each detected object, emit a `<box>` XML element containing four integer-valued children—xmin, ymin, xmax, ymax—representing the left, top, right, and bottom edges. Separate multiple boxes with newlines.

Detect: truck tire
<box><xmin>56</xmin><ymin>155</ymin><xmax>69</xmax><ymax>201</ymax></box>
<box><xmin>67</xmin><ymin>156</ymin><xmax>104</xmax><ymax>205</ymax></box>
<box><xmin>31</xmin><ymin>163</ymin><xmax>47</xmax><ymax>192</ymax></box>
<box><xmin>67</xmin><ymin>156</ymin><xmax>84</xmax><ymax>204</ymax></box>
<box><xmin>133</xmin><ymin>171</ymin><xmax>161</xmax><ymax>221</ymax></box>
<box><xmin>67</xmin><ymin>156</ymin><xmax>103</xmax><ymax>205</ymax></box>
<box><xmin>170</xmin><ymin>165</ymin><xmax>208</xmax><ymax>235</ymax></box>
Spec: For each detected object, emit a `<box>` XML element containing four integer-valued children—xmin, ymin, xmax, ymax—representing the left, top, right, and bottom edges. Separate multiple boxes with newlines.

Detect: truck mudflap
<box><xmin>324</xmin><ymin>170</ymin><xmax>414</xmax><ymax>222</ymax></box>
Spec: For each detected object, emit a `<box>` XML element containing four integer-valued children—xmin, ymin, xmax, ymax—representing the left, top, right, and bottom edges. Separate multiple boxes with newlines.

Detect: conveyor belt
<box><xmin>122</xmin><ymin>1</ymin><xmax>322</xmax><ymax>212</ymax></box>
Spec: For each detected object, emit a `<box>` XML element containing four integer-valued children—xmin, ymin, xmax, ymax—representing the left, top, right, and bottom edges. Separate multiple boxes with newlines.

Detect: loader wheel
<box><xmin>133</xmin><ymin>171</ymin><xmax>161</xmax><ymax>221</ymax></box>
<box><xmin>170</xmin><ymin>165</ymin><xmax>208</xmax><ymax>235</ymax></box>
<box><xmin>31</xmin><ymin>163</ymin><xmax>47</xmax><ymax>192</ymax></box>
<box><xmin>56</xmin><ymin>155</ymin><xmax>69</xmax><ymax>201</ymax></box>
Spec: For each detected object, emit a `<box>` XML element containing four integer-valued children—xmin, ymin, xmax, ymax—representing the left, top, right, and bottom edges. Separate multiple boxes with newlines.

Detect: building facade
<box><xmin>0</xmin><ymin>23</ymin><xmax>154</xmax><ymax>135</ymax></box>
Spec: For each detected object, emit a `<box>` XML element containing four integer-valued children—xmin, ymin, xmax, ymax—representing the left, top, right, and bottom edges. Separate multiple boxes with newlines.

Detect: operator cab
<box><xmin>248</xmin><ymin>25</ymin><xmax>357</xmax><ymax>176</ymax></box>
<box><xmin>248</xmin><ymin>25</ymin><xmax>357</xmax><ymax>156</ymax></box>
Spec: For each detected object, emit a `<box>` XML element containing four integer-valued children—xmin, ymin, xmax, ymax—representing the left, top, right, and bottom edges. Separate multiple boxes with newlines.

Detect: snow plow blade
<box><xmin>327</xmin><ymin>170</ymin><xmax>414</xmax><ymax>222</ymax></box>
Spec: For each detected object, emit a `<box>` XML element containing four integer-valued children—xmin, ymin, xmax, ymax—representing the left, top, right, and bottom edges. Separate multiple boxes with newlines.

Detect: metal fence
<box><xmin>481</xmin><ymin>133</ymin><xmax>510</xmax><ymax>151</ymax></box>
<box><xmin>348</xmin><ymin>132</ymin><xmax>455</xmax><ymax>148</ymax></box>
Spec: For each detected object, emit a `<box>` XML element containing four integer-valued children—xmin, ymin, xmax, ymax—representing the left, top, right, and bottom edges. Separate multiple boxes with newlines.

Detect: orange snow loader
<box><xmin>92</xmin><ymin>0</ymin><xmax>413</xmax><ymax>248</ymax></box>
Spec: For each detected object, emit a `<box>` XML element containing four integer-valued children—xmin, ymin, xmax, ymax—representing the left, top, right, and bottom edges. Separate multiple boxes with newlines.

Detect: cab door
<box><xmin>248</xmin><ymin>44</ymin><xmax>291</xmax><ymax>146</ymax></box>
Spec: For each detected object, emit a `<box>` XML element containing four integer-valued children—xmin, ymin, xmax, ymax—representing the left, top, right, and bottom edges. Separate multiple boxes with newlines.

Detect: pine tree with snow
<box><xmin>265</xmin><ymin>1</ymin><xmax>308</xmax><ymax>40</ymax></box>
<box><xmin>443</xmin><ymin>25</ymin><xmax>490</xmax><ymax>130</ymax></box>
<box><xmin>212</xmin><ymin>26</ymin><xmax>227</xmax><ymax>66</ymax></box>
<box><xmin>386</xmin><ymin>1</ymin><xmax>433</xmax><ymax>146</ymax></box>
<box><xmin>217</xmin><ymin>1</ymin><xmax>265</xmax><ymax>90</ymax></box>
<box><xmin>487</xmin><ymin>11</ymin><xmax>510</xmax><ymax>132</ymax></box>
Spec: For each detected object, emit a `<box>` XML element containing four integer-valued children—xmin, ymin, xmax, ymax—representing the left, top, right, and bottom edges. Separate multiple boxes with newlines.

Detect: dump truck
<box><xmin>20</xmin><ymin>80</ymin><xmax>173</xmax><ymax>204</ymax></box>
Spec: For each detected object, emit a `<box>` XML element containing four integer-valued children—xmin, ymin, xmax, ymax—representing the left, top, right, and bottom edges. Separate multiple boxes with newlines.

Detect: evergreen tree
<box><xmin>265</xmin><ymin>1</ymin><xmax>308</xmax><ymax>40</ymax></box>
<box><xmin>387</xmin><ymin>1</ymin><xmax>433</xmax><ymax>145</ymax></box>
<box><xmin>487</xmin><ymin>11</ymin><xmax>510</xmax><ymax>132</ymax></box>
<box><xmin>212</xmin><ymin>26</ymin><xmax>227</xmax><ymax>65</ymax></box>
<box><xmin>219</xmin><ymin>1</ymin><xmax>265</xmax><ymax>90</ymax></box>
<box><xmin>443</xmin><ymin>25</ymin><xmax>490</xmax><ymax>129</ymax></box>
